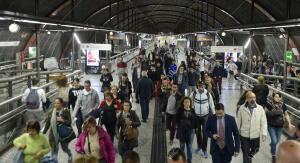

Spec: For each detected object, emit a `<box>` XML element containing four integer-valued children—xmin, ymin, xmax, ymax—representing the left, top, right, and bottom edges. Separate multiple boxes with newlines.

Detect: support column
<box><xmin>283</xmin><ymin>31</ymin><xmax>289</xmax><ymax>91</ymax></box>
<box><xmin>35</xmin><ymin>0</ymin><xmax>40</xmax><ymax>79</ymax></box>
<box><xmin>248</xmin><ymin>33</ymin><xmax>253</xmax><ymax>74</ymax></box>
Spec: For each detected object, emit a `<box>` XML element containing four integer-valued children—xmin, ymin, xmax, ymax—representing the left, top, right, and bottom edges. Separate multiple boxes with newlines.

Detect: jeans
<box><xmin>75</xmin><ymin>109</ymin><xmax>83</xmax><ymax>135</ymax></box>
<box><xmin>240</xmin><ymin>136</ymin><xmax>260</xmax><ymax>163</ymax></box>
<box><xmin>118</xmin><ymin>147</ymin><xmax>133</xmax><ymax>156</ymax></box>
<box><xmin>180</xmin><ymin>129</ymin><xmax>195</xmax><ymax>163</ymax></box>
<box><xmin>166</xmin><ymin>113</ymin><xmax>177</xmax><ymax>140</ymax></box>
<box><xmin>268</xmin><ymin>127</ymin><xmax>283</xmax><ymax>155</ymax></box>
<box><xmin>195</xmin><ymin>115</ymin><xmax>208</xmax><ymax>151</ymax></box>
<box><xmin>140</xmin><ymin>97</ymin><xmax>150</xmax><ymax>121</ymax></box>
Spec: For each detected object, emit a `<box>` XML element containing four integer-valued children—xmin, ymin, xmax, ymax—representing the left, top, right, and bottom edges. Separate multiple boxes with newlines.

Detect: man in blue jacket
<box><xmin>205</xmin><ymin>103</ymin><xmax>240</xmax><ymax>163</ymax></box>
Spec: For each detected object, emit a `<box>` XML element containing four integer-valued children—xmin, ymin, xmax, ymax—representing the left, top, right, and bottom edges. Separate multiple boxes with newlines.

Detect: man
<box><xmin>187</xmin><ymin>66</ymin><xmax>199</xmax><ymax>96</ymax></box>
<box><xmin>72</xmin><ymin>80</ymin><xmax>100</xmax><ymax>133</ymax></box>
<box><xmin>22</xmin><ymin>78</ymin><xmax>47</xmax><ymax>125</ymax></box>
<box><xmin>122</xmin><ymin>150</ymin><xmax>140</xmax><ymax>163</ymax></box>
<box><xmin>165</xmin><ymin>52</ymin><xmax>173</xmax><ymax>75</ymax></box>
<box><xmin>168</xmin><ymin>148</ymin><xmax>187</xmax><ymax>163</ymax></box>
<box><xmin>191</xmin><ymin>82</ymin><xmax>215</xmax><ymax>158</ymax></box>
<box><xmin>162</xmin><ymin>83</ymin><xmax>182</xmax><ymax>145</ymax></box>
<box><xmin>212</xmin><ymin>61</ymin><xmax>224</xmax><ymax>94</ymax></box>
<box><xmin>147</xmin><ymin>65</ymin><xmax>160</xmax><ymax>84</ymax></box>
<box><xmin>237</xmin><ymin>91</ymin><xmax>267</xmax><ymax>163</ymax></box>
<box><xmin>136</xmin><ymin>71</ymin><xmax>154</xmax><ymax>122</ymax></box>
<box><xmin>276</xmin><ymin>140</ymin><xmax>300</xmax><ymax>163</ymax></box>
<box><xmin>117</xmin><ymin>57</ymin><xmax>127</xmax><ymax>82</ymax></box>
<box><xmin>254</xmin><ymin>61</ymin><xmax>266</xmax><ymax>74</ymax></box>
<box><xmin>205</xmin><ymin>103</ymin><xmax>240</xmax><ymax>163</ymax></box>
<box><xmin>208</xmin><ymin>59</ymin><xmax>216</xmax><ymax>77</ymax></box>
<box><xmin>234</xmin><ymin>58</ymin><xmax>243</xmax><ymax>80</ymax></box>
<box><xmin>132</xmin><ymin>61</ymin><xmax>142</xmax><ymax>93</ymax></box>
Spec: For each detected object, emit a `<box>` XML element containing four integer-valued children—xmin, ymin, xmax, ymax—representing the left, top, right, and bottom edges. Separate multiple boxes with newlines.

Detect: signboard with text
<box><xmin>197</xmin><ymin>34</ymin><xmax>213</xmax><ymax>41</ymax></box>
<box><xmin>80</xmin><ymin>44</ymin><xmax>112</xmax><ymax>51</ymax></box>
<box><xmin>286</xmin><ymin>51</ymin><xmax>292</xmax><ymax>63</ymax></box>
<box><xmin>211</xmin><ymin>46</ymin><xmax>244</xmax><ymax>53</ymax></box>
<box><xmin>109</xmin><ymin>33</ymin><xmax>125</xmax><ymax>40</ymax></box>
<box><xmin>29</xmin><ymin>47</ymin><xmax>36</xmax><ymax>58</ymax></box>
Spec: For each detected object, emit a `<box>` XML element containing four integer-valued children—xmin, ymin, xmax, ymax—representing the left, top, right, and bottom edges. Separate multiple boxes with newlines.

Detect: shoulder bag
<box><xmin>13</xmin><ymin>135</ymin><xmax>27</xmax><ymax>163</ymax></box>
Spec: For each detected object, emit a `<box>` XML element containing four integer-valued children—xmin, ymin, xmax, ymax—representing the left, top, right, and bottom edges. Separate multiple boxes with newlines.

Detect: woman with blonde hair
<box><xmin>253</xmin><ymin>76</ymin><xmax>269</xmax><ymax>107</ymax></box>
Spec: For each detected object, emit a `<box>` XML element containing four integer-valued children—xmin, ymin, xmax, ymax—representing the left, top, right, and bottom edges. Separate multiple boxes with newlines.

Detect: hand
<box><xmin>72</xmin><ymin>114</ymin><xmax>76</xmax><ymax>119</ymax></box>
<box><xmin>127</xmin><ymin>121</ymin><xmax>133</xmax><ymax>125</ymax></box>
<box><xmin>262</xmin><ymin>136</ymin><xmax>266</xmax><ymax>142</ymax></box>
<box><xmin>234</xmin><ymin>152</ymin><xmax>239</xmax><ymax>157</ymax></box>
<box><xmin>35</xmin><ymin>151</ymin><xmax>43</xmax><ymax>159</ymax></box>
<box><xmin>56</xmin><ymin>116</ymin><xmax>64</xmax><ymax>122</ymax></box>
<box><xmin>213</xmin><ymin>134</ymin><xmax>219</xmax><ymax>140</ymax></box>
<box><xmin>288</xmin><ymin>124</ymin><xmax>294</xmax><ymax>132</ymax></box>
<box><xmin>19</xmin><ymin>144</ymin><xmax>26</xmax><ymax>149</ymax></box>
<box><xmin>114</xmin><ymin>104</ymin><xmax>118</xmax><ymax>109</ymax></box>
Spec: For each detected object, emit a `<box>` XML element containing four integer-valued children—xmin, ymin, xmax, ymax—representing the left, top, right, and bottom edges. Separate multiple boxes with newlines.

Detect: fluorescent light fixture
<box><xmin>109</xmin><ymin>32</ymin><xmax>113</xmax><ymax>35</ymax></box>
<box><xmin>14</xmin><ymin>19</ymin><xmax>57</xmax><ymax>26</ymax></box>
<box><xmin>221</xmin><ymin>32</ymin><xmax>226</xmax><ymax>36</ymax></box>
<box><xmin>47</xmin><ymin>31</ymin><xmax>51</xmax><ymax>35</ymax></box>
<box><xmin>74</xmin><ymin>33</ymin><xmax>81</xmax><ymax>44</ymax></box>
<box><xmin>244</xmin><ymin>38</ymin><xmax>251</xmax><ymax>49</ymax></box>
<box><xmin>9</xmin><ymin>23</ymin><xmax>20</xmax><ymax>33</ymax></box>
<box><xmin>61</xmin><ymin>24</ymin><xmax>83</xmax><ymax>28</ymax></box>
<box><xmin>279</xmin><ymin>34</ymin><xmax>283</xmax><ymax>38</ymax></box>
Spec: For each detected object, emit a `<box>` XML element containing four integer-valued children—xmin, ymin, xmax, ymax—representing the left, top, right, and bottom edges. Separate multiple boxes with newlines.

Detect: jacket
<box><xmin>99</xmin><ymin>99</ymin><xmax>122</xmax><ymax>124</ymax></box>
<box><xmin>205</xmin><ymin>114</ymin><xmax>240</xmax><ymax>156</ymax></box>
<box><xmin>73</xmin><ymin>88</ymin><xmax>100</xmax><ymax>117</ymax></box>
<box><xmin>188</xmin><ymin>71</ymin><xmax>199</xmax><ymax>86</ymax></box>
<box><xmin>176</xmin><ymin>108</ymin><xmax>196</xmax><ymax>143</ymax></box>
<box><xmin>100</xmin><ymin>73</ymin><xmax>113</xmax><ymax>88</ymax></box>
<box><xmin>161</xmin><ymin>90</ymin><xmax>182</xmax><ymax>112</ymax></box>
<box><xmin>169</xmin><ymin>64</ymin><xmax>177</xmax><ymax>78</ymax></box>
<box><xmin>252</xmin><ymin>84</ymin><xmax>269</xmax><ymax>107</ymax></box>
<box><xmin>75</xmin><ymin>126</ymin><xmax>115</xmax><ymax>163</ymax></box>
<box><xmin>173</xmin><ymin>72</ymin><xmax>189</xmax><ymax>89</ymax></box>
<box><xmin>237</xmin><ymin>103</ymin><xmax>268</xmax><ymax>138</ymax></box>
<box><xmin>212</xmin><ymin>66</ymin><xmax>224</xmax><ymax>78</ymax></box>
<box><xmin>190</xmin><ymin>89</ymin><xmax>215</xmax><ymax>116</ymax></box>
<box><xmin>68</xmin><ymin>86</ymin><xmax>84</xmax><ymax>109</ymax></box>
<box><xmin>116</xmin><ymin>110</ymin><xmax>141</xmax><ymax>149</ymax></box>
<box><xmin>43</xmin><ymin>108</ymin><xmax>75</xmax><ymax>149</ymax></box>
<box><xmin>118</xmin><ymin>79</ymin><xmax>132</xmax><ymax>101</ymax></box>
<box><xmin>132</xmin><ymin>67</ymin><xmax>142</xmax><ymax>85</ymax></box>
<box><xmin>117</xmin><ymin>61</ymin><xmax>127</xmax><ymax>75</ymax></box>
<box><xmin>136</xmin><ymin>77</ymin><xmax>154</xmax><ymax>99</ymax></box>
<box><xmin>254</xmin><ymin>65</ymin><xmax>266</xmax><ymax>74</ymax></box>
<box><xmin>147</xmin><ymin>70</ymin><xmax>160</xmax><ymax>83</ymax></box>
<box><xmin>265</xmin><ymin>101</ymin><xmax>287</xmax><ymax>128</ymax></box>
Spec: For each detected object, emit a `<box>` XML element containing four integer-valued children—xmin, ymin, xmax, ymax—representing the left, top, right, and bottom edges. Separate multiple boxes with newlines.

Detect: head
<box><xmin>122</xmin><ymin>150</ymin><xmax>140</xmax><ymax>163</ymax></box>
<box><xmin>160</xmin><ymin>74</ymin><xmax>166</xmax><ymax>80</ymax></box>
<box><xmin>103</xmin><ymin>68</ymin><xmax>109</xmax><ymax>75</ymax></box>
<box><xmin>83</xmin><ymin>117</ymin><xmax>97</xmax><ymax>135</ymax></box>
<box><xmin>123</xmin><ymin>100</ymin><xmax>132</xmax><ymax>113</ymax></box>
<box><xmin>56</xmin><ymin>75</ymin><xmax>68</xmax><ymax>87</ymax></box>
<box><xmin>151</xmin><ymin>65</ymin><xmax>156</xmax><ymax>71</ymax></box>
<box><xmin>141</xmin><ymin>71</ymin><xmax>147</xmax><ymax>77</ymax></box>
<box><xmin>273</xmin><ymin>92</ymin><xmax>281</xmax><ymax>103</ymax></box>
<box><xmin>168</xmin><ymin>148</ymin><xmax>187</xmax><ymax>163</ymax></box>
<box><xmin>287</xmin><ymin>65</ymin><xmax>291</xmax><ymax>72</ymax></box>
<box><xmin>111</xmin><ymin>85</ymin><xmax>118</xmax><ymax>94</ymax></box>
<box><xmin>171</xmin><ymin>83</ymin><xmax>178</xmax><ymax>94</ymax></box>
<box><xmin>157</xmin><ymin>62</ymin><xmax>161</xmax><ymax>67</ymax></box>
<box><xmin>266</xmin><ymin>68</ymin><xmax>270</xmax><ymax>74</ymax></box>
<box><xmin>246</xmin><ymin>91</ymin><xmax>256</xmax><ymax>106</ymax></box>
<box><xmin>205</xmin><ymin>77</ymin><xmax>212</xmax><ymax>85</ymax></box>
<box><xmin>119</xmin><ymin>57</ymin><xmax>123</xmax><ymax>62</ymax></box>
<box><xmin>134</xmin><ymin>57</ymin><xmax>138</xmax><ymax>63</ymax></box>
<box><xmin>189</xmin><ymin>67</ymin><xmax>194</xmax><ymax>72</ymax></box>
<box><xmin>122</xmin><ymin>73</ymin><xmax>128</xmax><ymax>82</ymax></box>
<box><xmin>73</xmin><ymin>78</ymin><xmax>80</xmax><ymax>88</ymax></box>
<box><xmin>215</xmin><ymin>103</ymin><xmax>225</xmax><ymax>119</ymax></box>
<box><xmin>54</xmin><ymin>97</ymin><xmax>64</xmax><ymax>110</ymax></box>
<box><xmin>104</xmin><ymin>91</ymin><xmax>113</xmax><ymax>102</ymax></box>
<box><xmin>26</xmin><ymin>121</ymin><xmax>40</xmax><ymax>136</ymax></box>
<box><xmin>257</xmin><ymin>76</ymin><xmax>266</xmax><ymax>85</ymax></box>
<box><xmin>182</xmin><ymin>97</ymin><xmax>192</xmax><ymax>109</ymax></box>
<box><xmin>155</xmin><ymin>55</ymin><xmax>159</xmax><ymax>59</ymax></box>
<box><xmin>216</xmin><ymin>61</ymin><xmax>220</xmax><ymax>66</ymax></box>
<box><xmin>32</xmin><ymin>78</ymin><xmax>40</xmax><ymax>87</ymax></box>
<box><xmin>197</xmin><ymin>83</ymin><xmax>205</xmax><ymax>93</ymax></box>
<box><xmin>172</xmin><ymin>59</ymin><xmax>176</xmax><ymax>64</ymax></box>
<box><xmin>84</xmin><ymin>80</ymin><xmax>91</xmax><ymax>91</ymax></box>
<box><xmin>179</xmin><ymin>66</ymin><xmax>184</xmax><ymax>73</ymax></box>
<box><xmin>277</xmin><ymin>140</ymin><xmax>300</xmax><ymax>163</ymax></box>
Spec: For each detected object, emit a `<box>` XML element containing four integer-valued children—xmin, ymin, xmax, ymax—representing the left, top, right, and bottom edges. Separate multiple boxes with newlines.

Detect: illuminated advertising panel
<box><xmin>86</xmin><ymin>50</ymin><xmax>100</xmax><ymax>66</ymax></box>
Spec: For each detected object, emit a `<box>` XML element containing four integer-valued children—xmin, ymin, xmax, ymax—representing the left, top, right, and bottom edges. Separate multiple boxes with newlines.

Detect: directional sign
<box><xmin>286</xmin><ymin>51</ymin><xmax>292</xmax><ymax>63</ymax></box>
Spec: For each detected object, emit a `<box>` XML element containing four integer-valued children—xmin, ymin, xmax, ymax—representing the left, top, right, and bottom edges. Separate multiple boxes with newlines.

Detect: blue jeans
<box><xmin>268</xmin><ymin>127</ymin><xmax>283</xmax><ymax>155</ymax></box>
<box><xmin>179</xmin><ymin>129</ymin><xmax>195</xmax><ymax>163</ymax></box>
<box><xmin>140</xmin><ymin>97</ymin><xmax>150</xmax><ymax>121</ymax></box>
<box><xmin>118</xmin><ymin>146</ymin><xmax>132</xmax><ymax>156</ymax></box>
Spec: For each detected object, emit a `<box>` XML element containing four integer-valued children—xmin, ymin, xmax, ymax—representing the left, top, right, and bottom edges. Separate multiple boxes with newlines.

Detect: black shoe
<box><xmin>142</xmin><ymin>120</ymin><xmax>147</xmax><ymax>123</ymax></box>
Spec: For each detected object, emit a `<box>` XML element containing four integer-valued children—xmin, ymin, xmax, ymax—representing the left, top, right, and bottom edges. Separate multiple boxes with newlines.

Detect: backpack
<box><xmin>26</xmin><ymin>88</ymin><xmax>40</xmax><ymax>109</ymax></box>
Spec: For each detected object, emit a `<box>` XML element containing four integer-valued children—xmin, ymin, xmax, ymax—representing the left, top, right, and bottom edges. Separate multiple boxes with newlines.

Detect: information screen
<box><xmin>86</xmin><ymin>50</ymin><xmax>100</xmax><ymax>66</ymax></box>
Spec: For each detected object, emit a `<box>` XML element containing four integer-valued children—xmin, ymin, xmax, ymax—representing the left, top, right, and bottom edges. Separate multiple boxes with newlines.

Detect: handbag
<box><xmin>13</xmin><ymin>135</ymin><xmax>27</xmax><ymax>163</ymax></box>
<box><xmin>124</xmin><ymin>124</ymin><xmax>139</xmax><ymax>140</ymax></box>
<box><xmin>57</xmin><ymin>123</ymin><xmax>75</xmax><ymax>141</ymax></box>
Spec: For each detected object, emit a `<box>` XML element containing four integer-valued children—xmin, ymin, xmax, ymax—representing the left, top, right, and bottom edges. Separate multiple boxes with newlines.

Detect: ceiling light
<box><xmin>9</xmin><ymin>23</ymin><xmax>20</xmax><ymax>33</ymax></box>
<box><xmin>279</xmin><ymin>34</ymin><xmax>283</xmax><ymax>38</ymax></box>
<box><xmin>194</xmin><ymin>33</ymin><xmax>197</xmax><ymax>36</ymax></box>
<box><xmin>109</xmin><ymin>32</ymin><xmax>113</xmax><ymax>35</ymax></box>
<box><xmin>221</xmin><ymin>32</ymin><xmax>226</xmax><ymax>36</ymax></box>
<box><xmin>47</xmin><ymin>31</ymin><xmax>51</xmax><ymax>35</ymax></box>
<box><xmin>244</xmin><ymin>38</ymin><xmax>251</xmax><ymax>49</ymax></box>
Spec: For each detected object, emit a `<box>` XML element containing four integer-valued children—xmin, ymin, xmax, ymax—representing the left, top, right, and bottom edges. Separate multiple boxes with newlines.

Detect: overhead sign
<box><xmin>197</xmin><ymin>34</ymin><xmax>213</xmax><ymax>41</ymax></box>
<box><xmin>0</xmin><ymin>41</ymin><xmax>20</xmax><ymax>47</ymax></box>
<box><xmin>177</xmin><ymin>38</ymin><xmax>187</xmax><ymax>41</ymax></box>
<box><xmin>286</xmin><ymin>51</ymin><xmax>293</xmax><ymax>63</ymax></box>
<box><xmin>29</xmin><ymin>47</ymin><xmax>36</xmax><ymax>58</ymax></box>
<box><xmin>109</xmin><ymin>33</ymin><xmax>125</xmax><ymax>40</ymax></box>
<box><xmin>80</xmin><ymin>43</ymin><xmax>112</xmax><ymax>51</ymax></box>
<box><xmin>157</xmin><ymin>37</ymin><xmax>168</xmax><ymax>40</ymax></box>
<box><xmin>211</xmin><ymin>46</ymin><xmax>244</xmax><ymax>53</ymax></box>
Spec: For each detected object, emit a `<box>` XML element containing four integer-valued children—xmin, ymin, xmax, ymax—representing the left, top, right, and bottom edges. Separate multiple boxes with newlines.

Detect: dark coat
<box><xmin>205</xmin><ymin>114</ymin><xmax>240</xmax><ymax>156</ymax></box>
<box><xmin>100</xmin><ymin>73</ymin><xmax>113</xmax><ymax>88</ymax></box>
<box><xmin>176</xmin><ymin>108</ymin><xmax>196</xmax><ymax>143</ymax></box>
<box><xmin>116</xmin><ymin>110</ymin><xmax>141</xmax><ymax>149</ymax></box>
<box><xmin>252</xmin><ymin>84</ymin><xmax>269</xmax><ymax>107</ymax></box>
<box><xmin>173</xmin><ymin>72</ymin><xmax>189</xmax><ymax>90</ymax></box>
<box><xmin>118</xmin><ymin>79</ymin><xmax>132</xmax><ymax>101</ymax></box>
<box><xmin>254</xmin><ymin>65</ymin><xmax>267</xmax><ymax>74</ymax></box>
<box><xmin>188</xmin><ymin>71</ymin><xmax>199</xmax><ymax>86</ymax></box>
<box><xmin>212</xmin><ymin>66</ymin><xmax>225</xmax><ymax>78</ymax></box>
<box><xmin>147</xmin><ymin>70</ymin><xmax>160</xmax><ymax>83</ymax></box>
<box><xmin>132</xmin><ymin>67</ymin><xmax>141</xmax><ymax>86</ymax></box>
<box><xmin>136</xmin><ymin>77</ymin><xmax>154</xmax><ymax>99</ymax></box>
<box><xmin>161</xmin><ymin>90</ymin><xmax>182</xmax><ymax>112</ymax></box>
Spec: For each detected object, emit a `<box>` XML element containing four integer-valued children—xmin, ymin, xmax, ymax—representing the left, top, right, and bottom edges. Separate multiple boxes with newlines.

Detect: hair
<box><xmin>122</xmin><ymin>150</ymin><xmax>140</xmax><ymax>163</ymax></box>
<box><xmin>273</xmin><ymin>92</ymin><xmax>281</xmax><ymax>98</ymax></box>
<box><xmin>32</xmin><ymin>78</ymin><xmax>40</xmax><ymax>86</ymax></box>
<box><xmin>73</xmin><ymin>78</ymin><xmax>80</xmax><ymax>83</ymax></box>
<box><xmin>26</xmin><ymin>121</ymin><xmax>40</xmax><ymax>133</ymax></box>
<box><xmin>74</xmin><ymin>154</ymin><xmax>98</xmax><ymax>163</ymax></box>
<box><xmin>123</xmin><ymin>100</ymin><xmax>132</xmax><ymax>110</ymax></box>
<box><xmin>215</xmin><ymin>103</ymin><xmax>225</xmax><ymax>111</ymax></box>
<box><xmin>122</xmin><ymin>73</ymin><xmax>128</xmax><ymax>77</ymax></box>
<box><xmin>237</xmin><ymin>90</ymin><xmax>252</xmax><ymax>105</ymax></box>
<box><xmin>55</xmin><ymin>97</ymin><xmax>64</xmax><ymax>104</ymax></box>
<box><xmin>82</xmin><ymin>117</ymin><xmax>97</xmax><ymax>131</ymax></box>
<box><xmin>141</xmin><ymin>71</ymin><xmax>147</xmax><ymax>77</ymax></box>
<box><xmin>84</xmin><ymin>80</ymin><xmax>91</xmax><ymax>86</ymax></box>
<box><xmin>55</xmin><ymin>75</ymin><xmax>68</xmax><ymax>87</ymax></box>
<box><xmin>257</xmin><ymin>76</ymin><xmax>266</xmax><ymax>85</ymax></box>
<box><xmin>168</xmin><ymin>148</ymin><xmax>186</xmax><ymax>162</ymax></box>
<box><xmin>111</xmin><ymin>85</ymin><xmax>118</xmax><ymax>89</ymax></box>
<box><xmin>179</xmin><ymin>96</ymin><xmax>192</xmax><ymax>109</ymax></box>
<box><xmin>104</xmin><ymin>90</ymin><xmax>114</xmax><ymax>99</ymax></box>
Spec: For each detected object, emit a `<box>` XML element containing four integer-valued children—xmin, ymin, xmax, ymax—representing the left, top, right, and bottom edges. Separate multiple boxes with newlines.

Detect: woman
<box><xmin>13</xmin><ymin>121</ymin><xmax>50</xmax><ymax>163</ymax></box>
<box><xmin>265</xmin><ymin>92</ymin><xmax>293</xmax><ymax>162</ymax></box>
<box><xmin>116</xmin><ymin>100</ymin><xmax>141</xmax><ymax>156</ymax></box>
<box><xmin>173</xmin><ymin>65</ymin><xmax>189</xmax><ymax>95</ymax></box>
<box><xmin>176</xmin><ymin>97</ymin><xmax>196</xmax><ymax>163</ymax></box>
<box><xmin>43</xmin><ymin>97</ymin><xmax>76</xmax><ymax>163</ymax></box>
<box><xmin>236</xmin><ymin>90</ymin><xmax>252</xmax><ymax>117</ymax></box>
<box><xmin>118</xmin><ymin>73</ymin><xmax>132</xmax><ymax>102</ymax></box>
<box><xmin>227</xmin><ymin>60</ymin><xmax>237</xmax><ymax>87</ymax></box>
<box><xmin>100</xmin><ymin>68</ymin><xmax>113</xmax><ymax>93</ymax></box>
<box><xmin>205</xmin><ymin>77</ymin><xmax>219</xmax><ymax>104</ymax></box>
<box><xmin>99</xmin><ymin>91</ymin><xmax>122</xmax><ymax>143</ymax></box>
<box><xmin>56</xmin><ymin>75</ymin><xmax>70</xmax><ymax>107</ymax></box>
<box><xmin>76</xmin><ymin>117</ymin><xmax>115</xmax><ymax>163</ymax></box>
<box><xmin>111</xmin><ymin>85</ymin><xmax>121</xmax><ymax>102</ymax></box>
<box><xmin>252</xmin><ymin>76</ymin><xmax>269</xmax><ymax>107</ymax></box>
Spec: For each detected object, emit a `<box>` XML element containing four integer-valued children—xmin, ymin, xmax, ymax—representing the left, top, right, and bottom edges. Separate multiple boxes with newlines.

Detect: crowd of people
<box><xmin>13</xmin><ymin>43</ymin><xmax>300</xmax><ymax>163</ymax></box>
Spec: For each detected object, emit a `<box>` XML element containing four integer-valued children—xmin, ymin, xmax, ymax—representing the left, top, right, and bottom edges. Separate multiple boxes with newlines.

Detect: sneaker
<box><xmin>142</xmin><ymin>120</ymin><xmax>147</xmax><ymax>123</ymax></box>
<box><xmin>203</xmin><ymin>150</ymin><xmax>208</xmax><ymax>158</ymax></box>
<box><xmin>195</xmin><ymin>147</ymin><xmax>201</xmax><ymax>153</ymax></box>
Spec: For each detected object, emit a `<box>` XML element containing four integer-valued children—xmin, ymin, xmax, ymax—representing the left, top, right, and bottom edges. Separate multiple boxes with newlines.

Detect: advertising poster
<box><xmin>86</xmin><ymin>50</ymin><xmax>100</xmax><ymax>66</ymax></box>
<box><xmin>29</xmin><ymin>47</ymin><xmax>36</xmax><ymax>58</ymax></box>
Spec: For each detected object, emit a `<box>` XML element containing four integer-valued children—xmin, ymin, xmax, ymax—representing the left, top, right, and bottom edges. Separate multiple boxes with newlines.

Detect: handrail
<box><xmin>0</xmin><ymin>55</ymin><xmax>44</xmax><ymax>66</ymax></box>
<box><xmin>280</xmin><ymin>60</ymin><xmax>300</xmax><ymax>67</ymax></box>
<box><xmin>110</xmin><ymin>47</ymin><xmax>140</xmax><ymax>60</ymax></box>
<box><xmin>250</xmin><ymin>73</ymin><xmax>300</xmax><ymax>82</ymax></box>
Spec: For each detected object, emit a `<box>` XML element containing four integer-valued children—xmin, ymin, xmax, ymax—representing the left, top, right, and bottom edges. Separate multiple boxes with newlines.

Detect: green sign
<box><xmin>29</xmin><ymin>47</ymin><xmax>36</xmax><ymax>58</ymax></box>
<box><xmin>286</xmin><ymin>51</ymin><xmax>292</xmax><ymax>63</ymax></box>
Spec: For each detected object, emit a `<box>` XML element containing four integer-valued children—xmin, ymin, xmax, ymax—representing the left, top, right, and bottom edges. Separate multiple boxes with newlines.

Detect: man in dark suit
<box><xmin>205</xmin><ymin>103</ymin><xmax>240</xmax><ymax>163</ymax></box>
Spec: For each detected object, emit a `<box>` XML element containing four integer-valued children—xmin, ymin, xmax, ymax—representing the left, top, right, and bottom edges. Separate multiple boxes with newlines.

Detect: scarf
<box><xmin>51</xmin><ymin>108</ymin><xmax>59</xmax><ymax>143</ymax></box>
